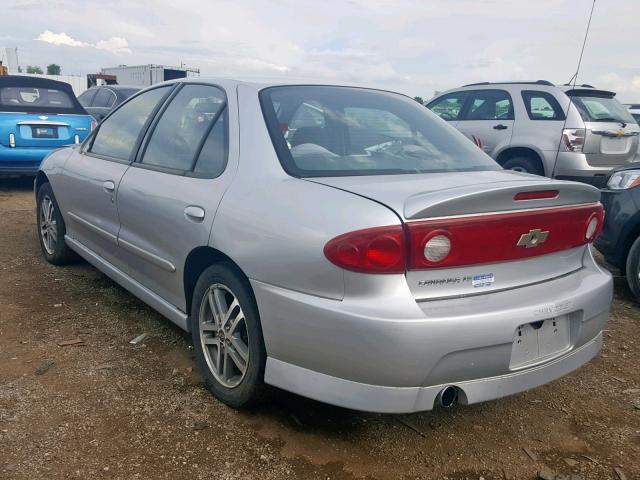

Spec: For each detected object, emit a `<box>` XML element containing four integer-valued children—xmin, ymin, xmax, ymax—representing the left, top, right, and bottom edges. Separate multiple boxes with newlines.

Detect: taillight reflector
<box><xmin>407</xmin><ymin>203</ymin><xmax>604</xmax><ymax>270</ymax></box>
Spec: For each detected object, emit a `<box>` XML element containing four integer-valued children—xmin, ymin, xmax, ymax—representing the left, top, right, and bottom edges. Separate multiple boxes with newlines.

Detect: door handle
<box><xmin>493</xmin><ymin>124</ymin><xmax>508</xmax><ymax>130</ymax></box>
<box><xmin>184</xmin><ymin>205</ymin><xmax>205</xmax><ymax>222</ymax></box>
<box><xmin>103</xmin><ymin>180</ymin><xmax>115</xmax><ymax>193</ymax></box>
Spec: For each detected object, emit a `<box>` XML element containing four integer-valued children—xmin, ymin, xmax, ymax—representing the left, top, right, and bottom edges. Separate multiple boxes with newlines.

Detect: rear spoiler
<box><xmin>565</xmin><ymin>88</ymin><xmax>615</xmax><ymax>99</ymax></box>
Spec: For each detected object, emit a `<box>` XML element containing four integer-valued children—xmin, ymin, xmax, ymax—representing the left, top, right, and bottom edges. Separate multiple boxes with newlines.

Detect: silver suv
<box><xmin>427</xmin><ymin>81</ymin><xmax>640</xmax><ymax>187</ymax></box>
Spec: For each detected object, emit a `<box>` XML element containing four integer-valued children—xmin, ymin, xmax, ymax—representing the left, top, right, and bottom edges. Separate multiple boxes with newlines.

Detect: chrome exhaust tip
<box><xmin>437</xmin><ymin>386</ymin><xmax>458</xmax><ymax>408</ymax></box>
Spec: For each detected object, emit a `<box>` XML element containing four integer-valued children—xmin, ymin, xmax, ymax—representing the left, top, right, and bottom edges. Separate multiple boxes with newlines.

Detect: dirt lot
<box><xmin>0</xmin><ymin>177</ymin><xmax>639</xmax><ymax>480</ymax></box>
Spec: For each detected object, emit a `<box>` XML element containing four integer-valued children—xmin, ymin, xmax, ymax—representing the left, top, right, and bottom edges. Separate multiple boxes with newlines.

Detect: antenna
<box><xmin>551</xmin><ymin>0</ymin><xmax>596</xmax><ymax>178</ymax></box>
<box><xmin>565</xmin><ymin>0</ymin><xmax>596</xmax><ymax>86</ymax></box>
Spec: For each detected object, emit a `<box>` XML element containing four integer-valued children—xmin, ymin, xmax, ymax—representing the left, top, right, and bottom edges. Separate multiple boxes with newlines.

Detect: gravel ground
<box><xmin>1</xmin><ymin>177</ymin><xmax>639</xmax><ymax>480</ymax></box>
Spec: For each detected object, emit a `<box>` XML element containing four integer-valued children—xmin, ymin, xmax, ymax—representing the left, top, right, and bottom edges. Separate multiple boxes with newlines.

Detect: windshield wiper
<box><xmin>594</xmin><ymin>117</ymin><xmax>627</xmax><ymax>127</ymax></box>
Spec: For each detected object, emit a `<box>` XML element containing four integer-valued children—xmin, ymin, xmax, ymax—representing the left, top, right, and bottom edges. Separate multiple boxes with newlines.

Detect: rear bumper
<box><xmin>553</xmin><ymin>152</ymin><xmax>632</xmax><ymax>186</ymax></box>
<box><xmin>254</xmin><ymin>249</ymin><xmax>612</xmax><ymax>413</ymax></box>
<box><xmin>266</xmin><ymin>334</ymin><xmax>602</xmax><ymax>413</ymax></box>
<box><xmin>0</xmin><ymin>144</ymin><xmax>54</xmax><ymax>174</ymax></box>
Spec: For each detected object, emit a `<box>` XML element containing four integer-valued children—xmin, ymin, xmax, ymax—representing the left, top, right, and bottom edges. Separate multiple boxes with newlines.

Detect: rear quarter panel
<box><xmin>210</xmin><ymin>83</ymin><xmax>401</xmax><ymax>301</ymax></box>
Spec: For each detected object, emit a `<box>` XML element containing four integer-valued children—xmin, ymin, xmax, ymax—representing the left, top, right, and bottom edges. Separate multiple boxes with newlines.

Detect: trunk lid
<box><xmin>310</xmin><ymin>170</ymin><xmax>601</xmax><ymax>300</ymax></box>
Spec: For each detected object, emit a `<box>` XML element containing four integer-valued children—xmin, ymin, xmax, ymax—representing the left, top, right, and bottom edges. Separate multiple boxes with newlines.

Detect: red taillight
<box><xmin>324</xmin><ymin>225</ymin><xmax>405</xmax><ymax>274</ymax></box>
<box><xmin>325</xmin><ymin>203</ymin><xmax>604</xmax><ymax>274</ymax></box>
<box><xmin>91</xmin><ymin>120</ymin><xmax>97</xmax><ymax>131</ymax></box>
<box><xmin>562</xmin><ymin>128</ymin><xmax>585</xmax><ymax>152</ymax></box>
<box><xmin>514</xmin><ymin>190</ymin><xmax>559</xmax><ymax>201</ymax></box>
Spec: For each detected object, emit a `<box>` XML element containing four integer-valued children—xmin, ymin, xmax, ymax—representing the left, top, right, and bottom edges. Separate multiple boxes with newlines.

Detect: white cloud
<box><xmin>95</xmin><ymin>37</ymin><xmax>131</xmax><ymax>54</ymax></box>
<box><xmin>9</xmin><ymin>0</ymin><xmax>639</xmax><ymax>102</ymax></box>
<box><xmin>36</xmin><ymin>30</ymin><xmax>130</xmax><ymax>54</ymax></box>
<box><xmin>36</xmin><ymin>30</ymin><xmax>88</xmax><ymax>48</ymax></box>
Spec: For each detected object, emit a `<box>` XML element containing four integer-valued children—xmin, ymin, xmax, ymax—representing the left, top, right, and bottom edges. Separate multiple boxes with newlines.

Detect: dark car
<box><xmin>596</xmin><ymin>162</ymin><xmax>640</xmax><ymax>298</ymax></box>
<box><xmin>0</xmin><ymin>75</ymin><xmax>94</xmax><ymax>176</ymax></box>
<box><xmin>78</xmin><ymin>85</ymin><xmax>141</xmax><ymax>122</ymax></box>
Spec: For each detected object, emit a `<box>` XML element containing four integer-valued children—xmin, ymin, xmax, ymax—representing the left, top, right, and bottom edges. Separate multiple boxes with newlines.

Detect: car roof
<box><xmin>0</xmin><ymin>74</ymin><xmax>77</xmax><ymax>90</ymax></box>
<box><xmin>162</xmin><ymin>76</ymin><xmax>371</xmax><ymax>90</ymax></box>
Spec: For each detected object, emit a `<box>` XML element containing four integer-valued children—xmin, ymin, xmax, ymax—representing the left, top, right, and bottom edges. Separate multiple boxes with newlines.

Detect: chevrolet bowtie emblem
<box><xmin>616</xmin><ymin>129</ymin><xmax>625</xmax><ymax>138</ymax></box>
<box><xmin>517</xmin><ymin>229</ymin><xmax>549</xmax><ymax>248</ymax></box>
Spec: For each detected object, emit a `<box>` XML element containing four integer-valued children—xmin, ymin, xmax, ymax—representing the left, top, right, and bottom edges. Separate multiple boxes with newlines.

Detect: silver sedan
<box><xmin>35</xmin><ymin>78</ymin><xmax>612</xmax><ymax>413</ymax></box>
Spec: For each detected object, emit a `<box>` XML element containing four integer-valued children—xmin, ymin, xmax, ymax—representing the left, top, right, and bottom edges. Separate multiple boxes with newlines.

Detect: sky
<box><xmin>2</xmin><ymin>0</ymin><xmax>639</xmax><ymax>102</ymax></box>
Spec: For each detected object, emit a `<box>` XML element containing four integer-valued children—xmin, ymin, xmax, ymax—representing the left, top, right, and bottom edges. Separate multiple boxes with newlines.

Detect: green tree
<box><xmin>17</xmin><ymin>66</ymin><xmax>22</xmax><ymax>73</ymax></box>
<box><xmin>46</xmin><ymin>64</ymin><xmax>61</xmax><ymax>75</ymax></box>
<box><xmin>26</xmin><ymin>65</ymin><xmax>43</xmax><ymax>74</ymax></box>
<box><xmin>413</xmin><ymin>96</ymin><xmax>424</xmax><ymax>105</ymax></box>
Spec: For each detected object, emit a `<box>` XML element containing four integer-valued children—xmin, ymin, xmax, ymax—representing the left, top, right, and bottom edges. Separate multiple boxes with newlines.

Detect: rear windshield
<box><xmin>260</xmin><ymin>86</ymin><xmax>500</xmax><ymax>177</ymax></box>
<box><xmin>1</xmin><ymin>86</ymin><xmax>74</xmax><ymax>110</ymax></box>
<box><xmin>570</xmin><ymin>95</ymin><xmax>635</xmax><ymax>124</ymax></box>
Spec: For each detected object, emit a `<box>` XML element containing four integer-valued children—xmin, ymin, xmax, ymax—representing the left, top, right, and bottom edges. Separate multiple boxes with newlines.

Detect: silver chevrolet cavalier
<box><xmin>35</xmin><ymin>78</ymin><xmax>613</xmax><ymax>413</ymax></box>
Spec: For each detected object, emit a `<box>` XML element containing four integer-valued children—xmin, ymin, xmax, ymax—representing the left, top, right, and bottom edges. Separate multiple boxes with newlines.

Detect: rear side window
<box><xmin>260</xmin><ymin>85</ymin><xmax>499</xmax><ymax>177</ymax></box>
<box><xmin>463</xmin><ymin>90</ymin><xmax>514</xmax><ymax>120</ymax></box>
<box><xmin>521</xmin><ymin>90</ymin><xmax>565</xmax><ymax>120</ymax></box>
<box><xmin>427</xmin><ymin>93</ymin><xmax>467</xmax><ymax>121</ymax></box>
<box><xmin>77</xmin><ymin>89</ymin><xmax>96</xmax><ymax>107</ymax></box>
<box><xmin>90</xmin><ymin>86</ymin><xmax>170</xmax><ymax>161</ymax></box>
<box><xmin>0</xmin><ymin>86</ymin><xmax>74</xmax><ymax>109</ymax></box>
<box><xmin>93</xmin><ymin>88</ymin><xmax>116</xmax><ymax>108</ymax></box>
<box><xmin>140</xmin><ymin>84</ymin><xmax>228</xmax><ymax>177</ymax></box>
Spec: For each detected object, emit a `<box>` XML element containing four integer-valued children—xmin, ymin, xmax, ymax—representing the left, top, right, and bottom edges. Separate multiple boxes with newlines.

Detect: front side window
<box><xmin>464</xmin><ymin>90</ymin><xmax>514</xmax><ymax>120</ymax></box>
<box><xmin>90</xmin><ymin>86</ymin><xmax>170</xmax><ymax>161</ymax></box>
<box><xmin>521</xmin><ymin>90</ymin><xmax>565</xmax><ymax>120</ymax></box>
<box><xmin>140</xmin><ymin>84</ymin><xmax>227</xmax><ymax>176</ymax></box>
<box><xmin>427</xmin><ymin>93</ymin><xmax>467</xmax><ymax>121</ymax></box>
<box><xmin>260</xmin><ymin>86</ymin><xmax>499</xmax><ymax>177</ymax></box>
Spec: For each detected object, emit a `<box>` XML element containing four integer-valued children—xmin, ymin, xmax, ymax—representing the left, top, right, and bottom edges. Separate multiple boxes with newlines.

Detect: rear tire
<box><xmin>36</xmin><ymin>182</ymin><xmax>77</xmax><ymax>265</ymax></box>
<box><xmin>190</xmin><ymin>262</ymin><xmax>267</xmax><ymax>409</ymax></box>
<box><xmin>625</xmin><ymin>236</ymin><xmax>640</xmax><ymax>301</ymax></box>
<box><xmin>502</xmin><ymin>156</ymin><xmax>544</xmax><ymax>176</ymax></box>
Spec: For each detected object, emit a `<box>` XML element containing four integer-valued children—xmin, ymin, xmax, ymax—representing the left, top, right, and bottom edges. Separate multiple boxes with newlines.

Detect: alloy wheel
<box><xmin>40</xmin><ymin>195</ymin><xmax>58</xmax><ymax>255</ymax></box>
<box><xmin>198</xmin><ymin>284</ymin><xmax>250</xmax><ymax>388</ymax></box>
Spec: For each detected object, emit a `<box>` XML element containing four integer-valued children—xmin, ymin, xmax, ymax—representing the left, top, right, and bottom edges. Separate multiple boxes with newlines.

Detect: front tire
<box><xmin>36</xmin><ymin>182</ymin><xmax>77</xmax><ymax>265</ymax></box>
<box><xmin>190</xmin><ymin>263</ymin><xmax>267</xmax><ymax>408</ymax></box>
<box><xmin>625</xmin><ymin>236</ymin><xmax>640</xmax><ymax>301</ymax></box>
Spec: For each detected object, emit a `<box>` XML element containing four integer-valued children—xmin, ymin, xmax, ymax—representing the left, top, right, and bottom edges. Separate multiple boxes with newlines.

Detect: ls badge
<box><xmin>517</xmin><ymin>229</ymin><xmax>549</xmax><ymax>249</ymax></box>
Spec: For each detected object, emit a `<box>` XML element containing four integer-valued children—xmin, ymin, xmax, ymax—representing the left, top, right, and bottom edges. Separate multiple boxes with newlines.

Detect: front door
<box><xmin>56</xmin><ymin>85</ymin><xmax>172</xmax><ymax>267</ymax></box>
<box><xmin>116</xmin><ymin>83</ymin><xmax>235</xmax><ymax>311</ymax></box>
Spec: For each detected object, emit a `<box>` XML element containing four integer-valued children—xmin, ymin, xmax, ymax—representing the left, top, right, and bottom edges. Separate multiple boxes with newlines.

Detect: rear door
<box><xmin>115</xmin><ymin>83</ymin><xmax>235</xmax><ymax>311</ymax></box>
<box><xmin>568</xmin><ymin>90</ymin><xmax>640</xmax><ymax>166</ymax></box>
<box><xmin>55</xmin><ymin>86</ymin><xmax>172</xmax><ymax>268</ymax></box>
<box><xmin>455</xmin><ymin>89</ymin><xmax>515</xmax><ymax>157</ymax></box>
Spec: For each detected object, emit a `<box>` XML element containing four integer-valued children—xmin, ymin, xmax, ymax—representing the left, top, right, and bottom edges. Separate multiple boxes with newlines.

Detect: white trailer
<box><xmin>100</xmin><ymin>64</ymin><xmax>200</xmax><ymax>87</ymax></box>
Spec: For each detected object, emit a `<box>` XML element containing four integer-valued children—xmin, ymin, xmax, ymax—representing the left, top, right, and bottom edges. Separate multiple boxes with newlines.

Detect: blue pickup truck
<box><xmin>0</xmin><ymin>76</ymin><xmax>94</xmax><ymax>176</ymax></box>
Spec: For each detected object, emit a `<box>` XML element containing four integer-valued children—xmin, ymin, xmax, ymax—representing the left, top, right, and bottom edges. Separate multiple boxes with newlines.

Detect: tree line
<box><xmin>19</xmin><ymin>64</ymin><xmax>62</xmax><ymax>75</ymax></box>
